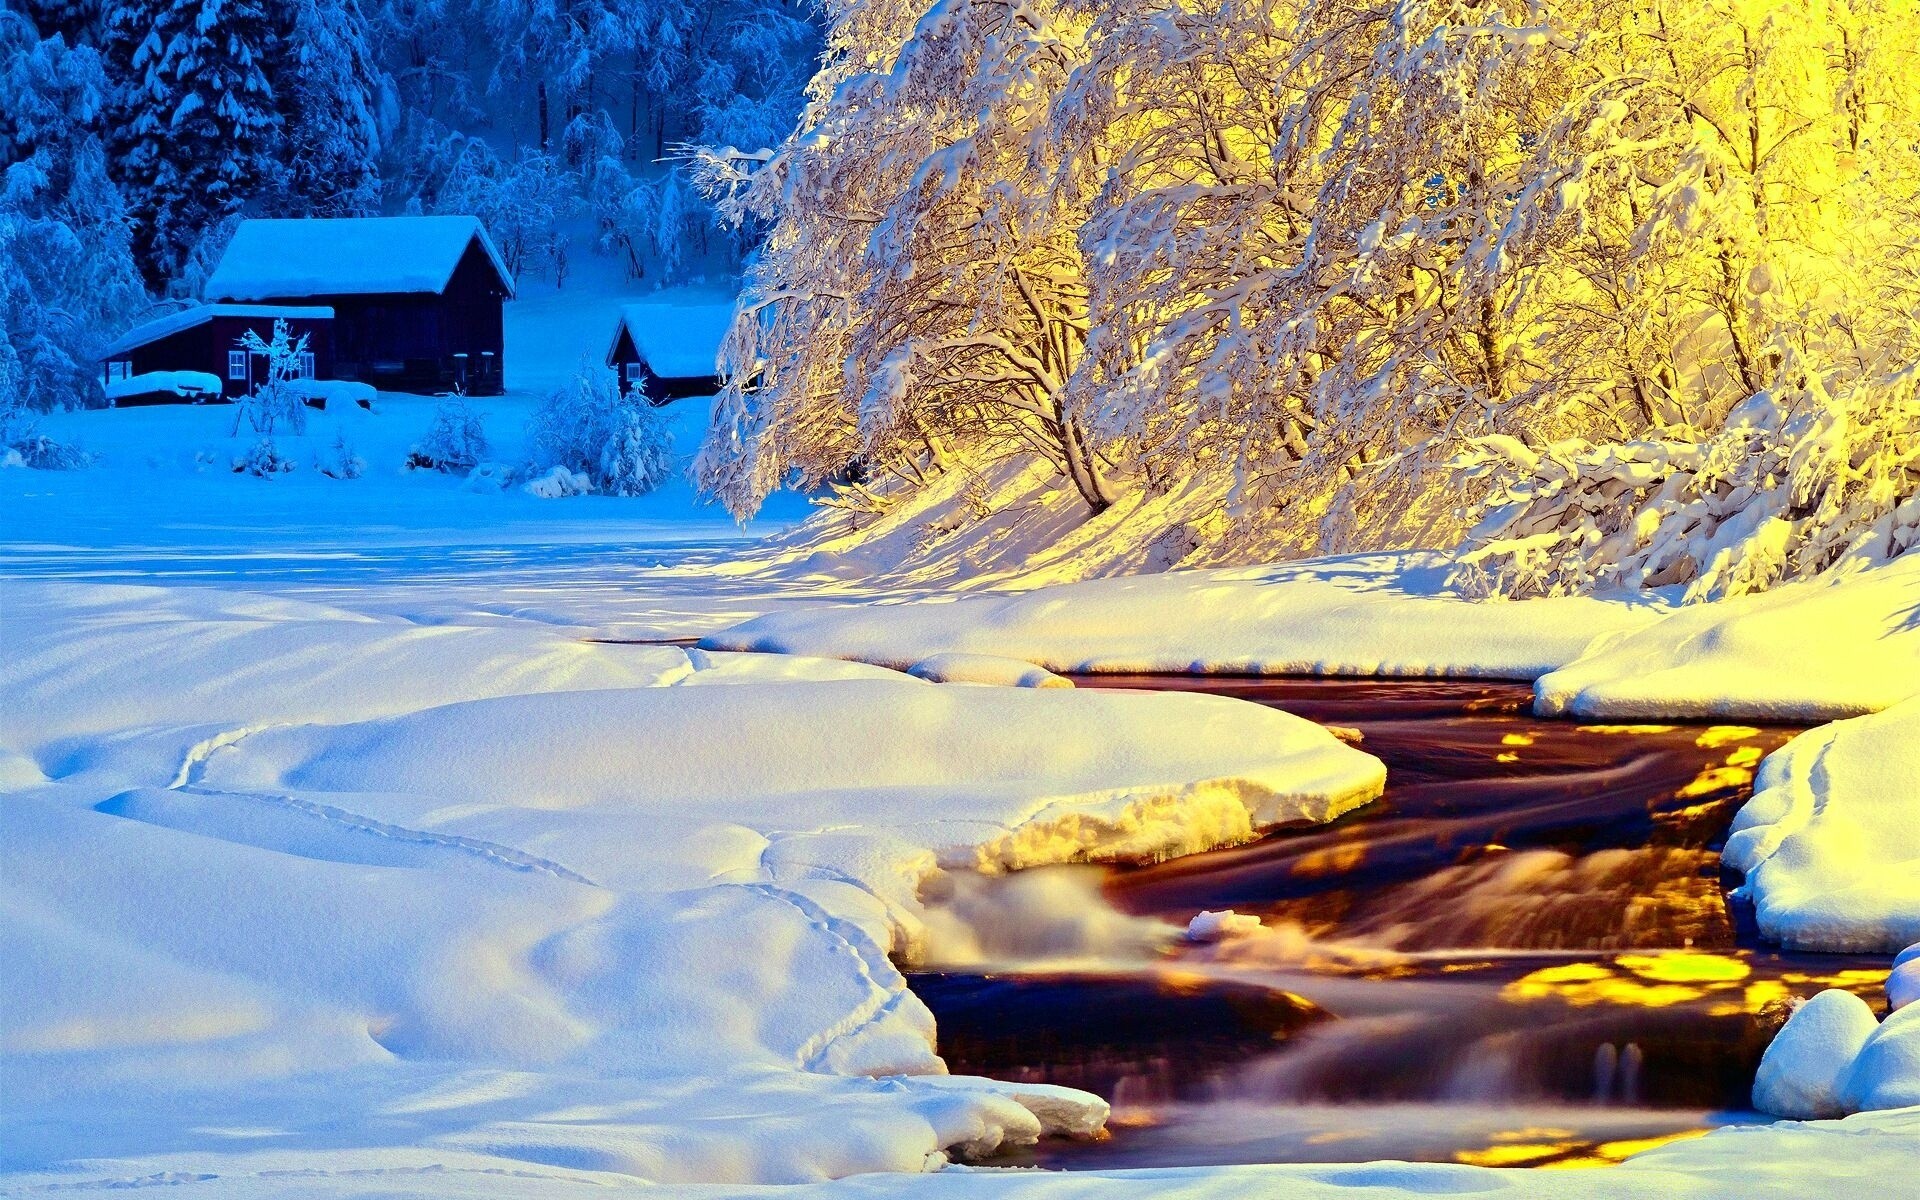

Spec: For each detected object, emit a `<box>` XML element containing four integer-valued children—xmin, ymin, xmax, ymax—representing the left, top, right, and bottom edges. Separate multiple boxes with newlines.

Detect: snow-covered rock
<box><xmin>1752</xmin><ymin>990</ymin><xmax>1880</xmax><ymax>1118</ymax></box>
<box><xmin>522</xmin><ymin>463</ymin><xmax>592</xmax><ymax>497</ymax></box>
<box><xmin>1891</xmin><ymin>945</ymin><xmax>1920</xmax><ymax>1012</ymax></box>
<box><xmin>1844</xmin><ymin>1003</ymin><xmax>1920</xmax><ymax>1113</ymax></box>
<box><xmin>1725</xmin><ymin>698</ymin><xmax>1920</xmax><ymax>952</ymax></box>
<box><xmin>907</xmin><ymin>652</ymin><xmax>1071</xmax><ymax>688</ymax></box>
<box><xmin>1187</xmin><ymin>909</ymin><xmax>1264</xmax><ymax>942</ymax></box>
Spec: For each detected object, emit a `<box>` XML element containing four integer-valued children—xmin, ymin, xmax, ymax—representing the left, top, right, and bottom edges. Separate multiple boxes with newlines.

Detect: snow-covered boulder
<box><xmin>1753</xmin><ymin>990</ymin><xmax>1880</xmax><ymax>1118</ymax></box>
<box><xmin>1725</xmin><ymin>697</ymin><xmax>1920</xmax><ymax>952</ymax></box>
<box><xmin>1187</xmin><ymin>909</ymin><xmax>1263</xmax><ymax>942</ymax></box>
<box><xmin>1891</xmin><ymin>945</ymin><xmax>1920</xmax><ymax>1012</ymax></box>
<box><xmin>522</xmin><ymin>464</ymin><xmax>591</xmax><ymax>498</ymax></box>
<box><xmin>907</xmin><ymin>652</ymin><xmax>1072</xmax><ymax>688</ymax></box>
<box><xmin>1844</xmin><ymin>1004</ymin><xmax>1920</xmax><ymax>1113</ymax></box>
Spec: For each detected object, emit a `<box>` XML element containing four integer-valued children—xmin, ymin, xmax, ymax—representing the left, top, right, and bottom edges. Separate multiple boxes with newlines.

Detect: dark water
<box><xmin>908</xmin><ymin>676</ymin><xmax>1887</xmax><ymax>1170</ymax></box>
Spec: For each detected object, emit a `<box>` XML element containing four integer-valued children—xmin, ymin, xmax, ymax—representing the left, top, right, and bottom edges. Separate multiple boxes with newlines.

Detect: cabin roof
<box><xmin>204</xmin><ymin>217</ymin><xmax>516</xmax><ymax>302</ymax></box>
<box><xmin>606</xmin><ymin>302</ymin><xmax>735</xmax><ymax>380</ymax></box>
<box><xmin>102</xmin><ymin>304</ymin><xmax>336</xmax><ymax>359</ymax></box>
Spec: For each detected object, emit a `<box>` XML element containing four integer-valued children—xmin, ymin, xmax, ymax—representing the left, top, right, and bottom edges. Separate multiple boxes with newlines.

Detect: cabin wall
<box><xmin>107</xmin><ymin>315</ymin><xmax>336</xmax><ymax>402</ymax></box>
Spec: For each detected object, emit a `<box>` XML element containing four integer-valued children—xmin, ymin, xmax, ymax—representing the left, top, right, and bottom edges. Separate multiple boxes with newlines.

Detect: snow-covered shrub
<box><xmin>231</xmin><ymin>320</ymin><xmax>310</xmax><ymax>437</ymax></box>
<box><xmin>234</xmin><ymin>437</ymin><xmax>296</xmax><ymax>476</ymax></box>
<box><xmin>409</xmin><ymin>395</ymin><xmax>488</xmax><ymax>472</ymax></box>
<box><xmin>315</xmin><ymin>433</ymin><xmax>365</xmax><ymax>480</ymax></box>
<box><xmin>1452</xmin><ymin>369</ymin><xmax>1920</xmax><ymax>602</ymax></box>
<box><xmin>521</xmin><ymin>464</ymin><xmax>591</xmax><ymax>499</ymax></box>
<box><xmin>5</xmin><ymin>429</ymin><xmax>92</xmax><ymax>470</ymax></box>
<box><xmin>526</xmin><ymin>371</ymin><xmax>674</xmax><ymax>497</ymax></box>
<box><xmin>463</xmin><ymin>461</ymin><xmax>514</xmax><ymax>492</ymax></box>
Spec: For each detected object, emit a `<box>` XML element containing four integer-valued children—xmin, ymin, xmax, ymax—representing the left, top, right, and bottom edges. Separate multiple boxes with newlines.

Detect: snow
<box><xmin>0</xmin><ymin>571</ymin><xmax>1381</xmax><ymax>1188</ymax></box>
<box><xmin>1752</xmin><ymin>990</ymin><xmax>1879</xmax><ymax>1118</ymax></box>
<box><xmin>706</xmin><ymin>553</ymin><xmax>1669</xmax><ymax>679</ymax></box>
<box><xmin>289</xmin><ymin>378</ymin><xmax>377</xmax><ymax>409</ymax></box>
<box><xmin>1893</xmin><ymin>946</ymin><xmax>1920</xmax><ymax>1012</ymax></box>
<box><xmin>104</xmin><ymin>369</ymin><xmax>223</xmax><ymax>401</ymax></box>
<box><xmin>1724</xmin><ymin>697</ymin><xmax>1920</xmax><ymax>952</ymax></box>
<box><xmin>100</xmin><ymin>304</ymin><xmax>335</xmax><ymax>358</ymax></box>
<box><xmin>1186</xmin><ymin>910</ymin><xmax>1264</xmax><ymax>942</ymax></box>
<box><xmin>609</xmin><ymin>301</ymin><xmax>735</xmax><ymax>380</ymax></box>
<box><xmin>204</xmin><ymin>217</ymin><xmax>514</xmax><ymax>300</ymax></box>
<box><xmin>906</xmin><ymin>653</ymin><xmax>1071</xmax><ymax>688</ymax></box>
<box><xmin>1537</xmin><ymin>552</ymin><xmax>1920</xmax><ymax>720</ymax></box>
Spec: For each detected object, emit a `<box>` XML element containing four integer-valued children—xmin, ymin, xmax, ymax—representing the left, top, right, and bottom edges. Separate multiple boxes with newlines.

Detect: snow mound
<box><xmin>104</xmin><ymin>370</ymin><xmax>222</xmax><ymax>402</ymax></box>
<box><xmin>1846</xmin><ymin>1003</ymin><xmax>1920</xmax><ymax>1113</ymax></box>
<box><xmin>1892</xmin><ymin>945</ymin><xmax>1920</xmax><ymax>1012</ymax></box>
<box><xmin>1753</xmin><ymin>990</ymin><xmax>1879</xmax><ymax>1118</ymax></box>
<box><xmin>1538</xmin><ymin>552</ymin><xmax>1920</xmax><ymax>720</ymax></box>
<box><xmin>707</xmin><ymin>553</ymin><xmax>1662</xmax><ymax>679</ymax></box>
<box><xmin>1725</xmin><ymin>697</ymin><xmax>1920</xmax><ymax>952</ymax></box>
<box><xmin>522</xmin><ymin>464</ymin><xmax>592</xmax><ymax>497</ymax></box>
<box><xmin>907</xmin><ymin>652</ymin><xmax>1071</xmax><ymax>688</ymax></box>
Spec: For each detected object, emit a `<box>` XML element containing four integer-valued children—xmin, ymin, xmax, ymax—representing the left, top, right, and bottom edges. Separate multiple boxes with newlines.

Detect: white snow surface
<box><xmin>104</xmin><ymin>369</ymin><xmax>224</xmax><ymax>401</ymax></box>
<box><xmin>1752</xmin><ymin>990</ymin><xmax>1879</xmax><ymax>1118</ymax></box>
<box><xmin>906</xmin><ymin>653</ymin><xmax>1071</xmax><ymax>688</ymax></box>
<box><xmin>707</xmin><ymin>553</ymin><xmax>1669</xmax><ymax>679</ymax></box>
<box><xmin>205</xmin><ymin>217</ymin><xmax>514</xmax><ymax>300</ymax></box>
<box><xmin>0</xmin><ymin>577</ymin><xmax>1383</xmax><ymax>1188</ymax></box>
<box><xmin>1726</xmin><ymin>697</ymin><xmax>1920</xmax><ymax>952</ymax></box>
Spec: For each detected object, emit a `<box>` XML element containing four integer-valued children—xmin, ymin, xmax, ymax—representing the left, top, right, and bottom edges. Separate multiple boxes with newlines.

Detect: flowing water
<box><xmin>907</xmin><ymin>676</ymin><xmax>1887</xmax><ymax>1170</ymax></box>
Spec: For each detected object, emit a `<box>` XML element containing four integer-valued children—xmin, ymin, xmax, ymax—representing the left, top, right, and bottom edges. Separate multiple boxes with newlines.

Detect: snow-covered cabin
<box><xmin>203</xmin><ymin>216</ymin><xmax>516</xmax><ymax>396</ymax></box>
<box><xmin>606</xmin><ymin>302</ymin><xmax>733</xmax><ymax>403</ymax></box>
<box><xmin>100</xmin><ymin>304</ymin><xmax>335</xmax><ymax>403</ymax></box>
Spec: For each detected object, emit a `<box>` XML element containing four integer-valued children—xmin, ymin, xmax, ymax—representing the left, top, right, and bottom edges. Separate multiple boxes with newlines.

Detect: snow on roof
<box><xmin>204</xmin><ymin>217</ymin><xmax>515</xmax><ymax>302</ymax></box>
<box><xmin>607</xmin><ymin>302</ymin><xmax>736</xmax><ymax>380</ymax></box>
<box><xmin>101</xmin><ymin>304</ymin><xmax>335</xmax><ymax>359</ymax></box>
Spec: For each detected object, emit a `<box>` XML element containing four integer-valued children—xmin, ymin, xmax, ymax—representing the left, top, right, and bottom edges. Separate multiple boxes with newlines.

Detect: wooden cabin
<box><xmin>101</xmin><ymin>305</ymin><xmax>335</xmax><ymax>403</ymax></box>
<box><xmin>606</xmin><ymin>302</ymin><xmax>733</xmax><ymax>404</ymax></box>
<box><xmin>203</xmin><ymin>216</ymin><xmax>516</xmax><ymax>396</ymax></box>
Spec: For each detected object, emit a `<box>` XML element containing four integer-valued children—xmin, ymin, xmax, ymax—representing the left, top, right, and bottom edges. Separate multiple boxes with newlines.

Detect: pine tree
<box><xmin>277</xmin><ymin>0</ymin><xmax>388</xmax><ymax>215</ymax></box>
<box><xmin>104</xmin><ymin>0</ymin><xmax>282</xmax><ymax>287</ymax></box>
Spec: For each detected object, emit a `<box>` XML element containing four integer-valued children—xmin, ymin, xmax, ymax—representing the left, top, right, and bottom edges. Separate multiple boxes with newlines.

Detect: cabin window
<box><xmin>227</xmin><ymin>350</ymin><xmax>248</xmax><ymax>381</ymax></box>
<box><xmin>298</xmin><ymin>352</ymin><xmax>316</xmax><ymax>379</ymax></box>
<box><xmin>107</xmin><ymin>361</ymin><xmax>131</xmax><ymax>382</ymax></box>
<box><xmin>624</xmin><ymin>362</ymin><xmax>643</xmax><ymax>383</ymax></box>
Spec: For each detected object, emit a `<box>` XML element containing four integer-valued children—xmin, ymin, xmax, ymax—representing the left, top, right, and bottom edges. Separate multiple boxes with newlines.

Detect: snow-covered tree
<box><xmin>103</xmin><ymin>0</ymin><xmax>283</xmax><ymax>286</ymax></box>
<box><xmin>527</xmin><ymin>369</ymin><xmax>674</xmax><ymax>496</ymax></box>
<box><xmin>276</xmin><ymin>0</ymin><xmax>389</xmax><ymax>216</ymax></box>
<box><xmin>691</xmin><ymin>0</ymin><xmax>1113</xmax><ymax>518</ymax></box>
<box><xmin>0</xmin><ymin>12</ymin><xmax>144</xmax><ymax>414</ymax></box>
<box><xmin>232</xmin><ymin>319</ymin><xmax>310</xmax><ymax>436</ymax></box>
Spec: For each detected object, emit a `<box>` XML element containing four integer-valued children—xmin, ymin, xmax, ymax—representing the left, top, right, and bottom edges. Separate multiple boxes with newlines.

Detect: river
<box><xmin>907</xmin><ymin>676</ymin><xmax>1885</xmax><ymax>1170</ymax></box>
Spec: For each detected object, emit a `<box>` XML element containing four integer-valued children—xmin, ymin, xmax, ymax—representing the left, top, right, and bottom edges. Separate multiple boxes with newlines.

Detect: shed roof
<box><xmin>607</xmin><ymin>302</ymin><xmax>735</xmax><ymax>380</ymax></box>
<box><xmin>102</xmin><ymin>304</ymin><xmax>335</xmax><ymax>359</ymax></box>
<box><xmin>204</xmin><ymin>216</ymin><xmax>515</xmax><ymax>302</ymax></box>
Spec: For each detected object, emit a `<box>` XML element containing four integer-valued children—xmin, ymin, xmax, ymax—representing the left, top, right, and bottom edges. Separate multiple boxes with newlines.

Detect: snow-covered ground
<box><xmin>5</xmin><ymin>297</ymin><xmax>1919</xmax><ymax>1194</ymax></box>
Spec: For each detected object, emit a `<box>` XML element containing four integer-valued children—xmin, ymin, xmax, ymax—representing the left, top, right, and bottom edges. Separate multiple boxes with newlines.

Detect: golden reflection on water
<box><xmin>1504</xmin><ymin>951</ymin><xmax>1883</xmax><ymax>1010</ymax></box>
<box><xmin>1456</xmin><ymin>1126</ymin><xmax>1712</xmax><ymax>1169</ymax></box>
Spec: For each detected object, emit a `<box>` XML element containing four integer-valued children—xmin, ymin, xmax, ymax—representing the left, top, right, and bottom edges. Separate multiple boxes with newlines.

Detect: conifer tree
<box><xmin>103</xmin><ymin>0</ymin><xmax>282</xmax><ymax>286</ymax></box>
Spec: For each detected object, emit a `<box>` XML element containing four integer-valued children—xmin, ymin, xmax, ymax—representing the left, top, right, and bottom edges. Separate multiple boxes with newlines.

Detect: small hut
<box><xmin>605</xmin><ymin>302</ymin><xmax>734</xmax><ymax>404</ymax></box>
<box><xmin>101</xmin><ymin>305</ymin><xmax>335</xmax><ymax>404</ymax></box>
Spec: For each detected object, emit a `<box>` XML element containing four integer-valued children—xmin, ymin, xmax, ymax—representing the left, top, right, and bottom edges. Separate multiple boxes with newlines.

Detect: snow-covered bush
<box><xmin>521</xmin><ymin>464</ymin><xmax>591</xmax><ymax>499</ymax></box>
<box><xmin>409</xmin><ymin>395</ymin><xmax>488</xmax><ymax>473</ymax></box>
<box><xmin>526</xmin><ymin>371</ymin><xmax>674</xmax><ymax>497</ymax></box>
<box><xmin>1452</xmin><ymin>370</ymin><xmax>1920</xmax><ymax>602</ymax></box>
<box><xmin>5</xmin><ymin>429</ymin><xmax>92</xmax><ymax>470</ymax></box>
<box><xmin>233</xmin><ymin>437</ymin><xmax>296</xmax><ymax>477</ymax></box>
<box><xmin>315</xmin><ymin>432</ymin><xmax>365</xmax><ymax>480</ymax></box>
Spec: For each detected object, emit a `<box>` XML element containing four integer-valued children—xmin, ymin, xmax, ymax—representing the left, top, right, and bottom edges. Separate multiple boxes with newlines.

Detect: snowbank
<box><xmin>1537</xmin><ymin>553</ymin><xmax>1920</xmax><ymax>720</ymax></box>
<box><xmin>906</xmin><ymin>653</ymin><xmax>1071</xmax><ymax>688</ymax></box>
<box><xmin>1752</xmin><ymin>990</ymin><xmax>1879</xmax><ymax>1118</ymax></box>
<box><xmin>1</xmin><ymin>579</ymin><xmax>1380</xmax><ymax>1188</ymax></box>
<box><xmin>707</xmin><ymin>553</ymin><xmax>1665</xmax><ymax>679</ymax></box>
<box><xmin>1725</xmin><ymin>698</ymin><xmax>1920</xmax><ymax>952</ymax></box>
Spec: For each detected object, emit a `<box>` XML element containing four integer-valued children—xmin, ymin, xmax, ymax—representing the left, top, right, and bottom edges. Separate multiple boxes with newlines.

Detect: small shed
<box><xmin>606</xmin><ymin>302</ymin><xmax>734</xmax><ymax>404</ymax></box>
<box><xmin>204</xmin><ymin>216</ymin><xmax>516</xmax><ymax>396</ymax></box>
<box><xmin>100</xmin><ymin>304</ymin><xmax>336</xmax><ymax>403</ymax></box>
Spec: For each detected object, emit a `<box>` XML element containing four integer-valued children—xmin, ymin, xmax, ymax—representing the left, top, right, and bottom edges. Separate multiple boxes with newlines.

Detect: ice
<box><xmin>1187</xmin><ymin>910</ymin><xmax>1265</xmax><ymax>942</ymax></box>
